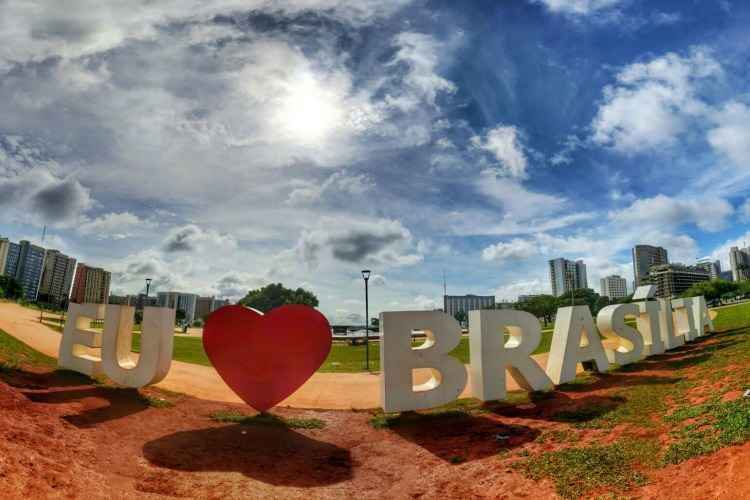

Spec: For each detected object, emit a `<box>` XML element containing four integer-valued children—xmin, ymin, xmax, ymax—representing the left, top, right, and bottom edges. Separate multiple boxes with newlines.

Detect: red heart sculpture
<box><xmin>203</xmin><ymin>304</ymin><xmax>332</xmax><ymax>412</ymax></box>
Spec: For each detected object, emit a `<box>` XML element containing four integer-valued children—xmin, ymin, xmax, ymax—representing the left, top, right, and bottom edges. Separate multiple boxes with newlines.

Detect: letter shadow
<box><xmin>142</xmin><ymin>424</ymin><xmax>352</xmax><ymax>487</ymax></box>
<box><xmin>387</xmin><ymin>413</ymin><xmax>539</xmax><ymax>463</ymax></box>
<box><xmin>22</xmin><ymin>386</ymin><xmax>149</xmax><ymax>427</ymax></box>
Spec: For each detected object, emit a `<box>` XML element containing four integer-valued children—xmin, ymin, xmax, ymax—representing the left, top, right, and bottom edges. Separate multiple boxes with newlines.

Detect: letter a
<box><xmin>101</xmin><ymin>305</ymin><xmax>175</xmax><ymax>387</ymax></box>
<box><xmin>380</xmin><ymin>311</ymin><xmax>467</xmax><ymax>412</ymax></box>
<box><xmin>546</xmin><ymin>306</ymin><xmax>609</xmax><ymax>385</ymax></box>
<box><xmin>469</xmin><ymin>310</ymin><xmax>553</xmax><ymax>401</ymax></box>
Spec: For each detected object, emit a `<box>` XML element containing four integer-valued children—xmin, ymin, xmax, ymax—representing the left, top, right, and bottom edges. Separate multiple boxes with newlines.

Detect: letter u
<box><xmin>101</xmin><ymin>304</ymin><xmax>175</xmax><ymax>387</ymax></box>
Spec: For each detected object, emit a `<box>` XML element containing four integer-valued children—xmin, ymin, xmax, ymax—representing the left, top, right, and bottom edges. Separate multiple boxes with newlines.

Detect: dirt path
<box><xmin>0</xmin><ymin>301</ymin><xmax>561</xmax><ymax>409</ymax></box>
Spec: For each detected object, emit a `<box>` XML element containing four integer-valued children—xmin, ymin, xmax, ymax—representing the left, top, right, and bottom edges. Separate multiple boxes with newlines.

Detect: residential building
<box><xmin>71</xmin><ymin>264</ymin><xmax>111</xmax><ymax>304</ymax></box>
<box><xmin>38</xmin><ymin>250</ymin><xmax>77</xmax><ymax>305</ymax></box>
<box><xmin>158</xmin><ymin>292</ymin><xmax>199</xmax><ymax>324</ymax></box>
<box><xmin>12</xmin><ymin>241</ymin><xmax>47</xmax><ymax>301</ymax></box>
<box><xmin>729</xmin><ymin>246</ymin><xmax>750</xmax><ymax>282</ymax></box>
<box><xmin>632</xmin><ymin>245</ymin><xmax>669</xmax><ymax>287</ymax></box>
<box><xmin>108</xmin><ymin>293</ymin><xmax>158</xmax><ymax>309</ymax></box>
<box><xmin>720</xmin><ymin>270</ymin><xmax>734</xmax><ymax>282</ymax></box>
<box><xmin>600</xmin><ymin>275</ymin><xmax>628</xmax><ymax>299</ymax></box>
<box><xmin>648</xmin><ymin>264</ymin><xmax>711</xmax><ymax>298</ymax></box>
<box><xmin>443</xmin><ymin>295</ymin><xmax>495</xmax><ymax>318</ymax></box>
<box><xmin>695</xmin><ymin>259</ymin><xmax>721</xmax><ymax>280</ymax></box>
<box><xmin>0</xmin><ymin>237</ymin><xmax>11</xmax><ymax>275</ymax></box>
<box><xmin>549</xmin><ymin>258</ymin><xmax>587</xmax><ymax>297</ymax></box>
<box><xmin>2</xmin><ymin>240</ymin><xmax>21</xmax><ymax>277</ymax></box>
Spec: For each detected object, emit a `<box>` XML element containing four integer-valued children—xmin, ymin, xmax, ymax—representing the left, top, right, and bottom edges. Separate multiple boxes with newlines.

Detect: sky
<box><xmin>1</xmin><ymin>0</ymin><xmax>749</xmax><ymax>324</ymax></box>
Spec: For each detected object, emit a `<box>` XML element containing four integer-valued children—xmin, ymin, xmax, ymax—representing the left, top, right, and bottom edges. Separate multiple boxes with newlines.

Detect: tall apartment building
<box><xmin>158</xmin><ymin>292</ymin><xmax>199</xmax><ymax>324</ymax></box>
<box><xmin>648</xmin><ymin>264</ymin><xmax>710</xmax><ymax>298</ymax></box>
<box><xmin>729</xmin><ymin>246</ymin><xmax>750</xmax><ymax>282</ymax></box>
<box><xmin>0</xmin><ymin>237</ymin><xmax>12</xmax><ymax>275</ymax></box>
<box><xmin>1</xmin><ymin>239</ymin><xmax>21</xmax><ymax>277</ymax></box>
<box><xmin>600</xmin><ymin>275</ymin><xmax>628</xmax><ymax>299</ymax></box>
<box><xmin>632</xmin><ymin>245</ymin><xmax>669</xmax><ymax>287</ymax></box>
<box><xmin>443</xmin><ymin>294</ymin><xmax>495</xmax><ymax>317</ymax></box>
<box><xmin>11</xmin><ymin>241</ymin><xmax>47</xmax><ymax>301</ymax></box>
<box><xmin>549</xmin><ymin>258</ymin><xmax>588</xmax><ymax>297</ymax></box>
<box><xmin>71</xmin><ymin>264</ymin><xmax>111</xmax><ymax>304</ymax></box>
<box><xmin>38</xmin><ymin>250</ymin><xmax>77</xmax><ymax>305</ymax></box>
<box><xmin>695</xmin><ymin>259</ymin><xmax>721</xmax><ymax>280</ymax></box>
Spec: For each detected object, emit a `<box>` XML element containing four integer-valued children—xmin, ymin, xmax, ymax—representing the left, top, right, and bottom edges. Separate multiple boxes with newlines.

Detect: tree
<box><xmin>0</xmin><ymin>276</ymin><xmax>22</xmax><ymax>299</ymax></box>
<box><xmin>370</xmin><ymin>317</ymin><xmax>380</xmax><ymax>329</ymax></box>
<box><xmin>175</xmin><ymin>309</ymin><xmax>186</xmax><ymax>324</ymax></box>
<box><xmin>682</xmin><ymin>279</ymin><xmax>738</xmax><ymax>302</ymax></box>
<box><xmin>516</xmin><ymin>295</ymin><xmax>558</xmax><ymax>326</ymax></box>
<box><xmin>238</xmin><ymin>283</ymin><xmax>319</xmax><ymax>312</ymax></box>
<box><xmin>454</xmin><ymin>310</ymin><xmax>468</xmax><ymax>325</ymax></box>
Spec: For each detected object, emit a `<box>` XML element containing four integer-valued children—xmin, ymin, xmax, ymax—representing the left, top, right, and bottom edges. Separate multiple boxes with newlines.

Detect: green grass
<box><xmin>712</xmin><ymin>301</ymin><xmax>750</xmax><ymax>331</ymax></box>
<box><xmin>0</xmin><ymin>328</ymin><xmax>56</xmax><ymax>370</ymax></box>
<box><xmin>513</xmin><ymin>439</ymin><xmax>658</xmax><ymax>499</ymax></box>
<box><xmin>210</xmin><ymin>410</ymin><xmax>326</xmax><ymax>429</ymax></box>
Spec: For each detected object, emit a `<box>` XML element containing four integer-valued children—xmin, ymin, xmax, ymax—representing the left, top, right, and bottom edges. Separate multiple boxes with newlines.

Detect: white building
<box><xmin>695</xmin><ymin>259</ymin><xmax>721</xmax><ymax>280</ymax></box>
<box><xmin>729</xmin><ymin>247</ymin><xmax>750</xmax><ymax>282</ymax></box>
<box><xmin>549</xmin><ymin>258</ymin><xmax>587</xmax><ymax>297</ymax></box>
<box><xmin>157</xmin><ymin>292</ymin><xmax>199</xmax><ymax>324</ymax></box>
<box><xmin>443</xmin><ymin>295</ymin><xmax>495</xmax><ymax>317</ymax></box>
<box><xmin>600</xmin><ymin>275</ymin><xmax>628</xmax><ymax>299</ymax></box>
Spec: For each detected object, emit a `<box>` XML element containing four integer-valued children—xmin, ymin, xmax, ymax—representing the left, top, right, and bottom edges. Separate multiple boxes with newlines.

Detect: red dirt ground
<box><xmin>2</xmin><ymin>350</ymin><xmax>750</xmax><ymax>499</ymax></box>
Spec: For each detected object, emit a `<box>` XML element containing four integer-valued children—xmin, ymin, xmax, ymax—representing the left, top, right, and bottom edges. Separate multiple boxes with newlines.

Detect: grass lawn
<box><xmin>0</xmin><ymin>328</ymin><xmax>57</xmax><ymax>370</ymax></box>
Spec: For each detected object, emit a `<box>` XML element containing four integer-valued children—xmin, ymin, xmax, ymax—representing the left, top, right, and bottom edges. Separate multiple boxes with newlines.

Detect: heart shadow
<box><xmin>142</xmin><ymin>424</ymin><xmax>352</xmax><ymax>487</ymax></box>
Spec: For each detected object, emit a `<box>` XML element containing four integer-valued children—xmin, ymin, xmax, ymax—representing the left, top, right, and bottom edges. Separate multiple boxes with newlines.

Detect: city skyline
<box><xmin>1</xmin><ymin>1</ymin><xmax>749</xmax><ymax>323</ymax></box>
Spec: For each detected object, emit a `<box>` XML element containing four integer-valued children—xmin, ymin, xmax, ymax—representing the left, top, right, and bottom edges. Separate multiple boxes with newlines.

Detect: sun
<box><xmin>274</xmin><ymin>74</ymin><xmax>344</xmax><ymax>145</ymax></box>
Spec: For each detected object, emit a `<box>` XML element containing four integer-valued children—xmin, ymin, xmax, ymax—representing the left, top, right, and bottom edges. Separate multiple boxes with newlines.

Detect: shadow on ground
<box><xmin>143</xmin><ymin>424</ymin><xmax>352</xmax><ymax>487</ymax></box>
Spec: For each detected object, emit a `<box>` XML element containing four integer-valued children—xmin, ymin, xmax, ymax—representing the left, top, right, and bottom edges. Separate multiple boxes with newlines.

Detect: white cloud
<box><xmin>609</xmin><ymin>194</ymin><xmax>733</xmax><ymax>232</ymax></box>
<box><xmin>494</xmin><ymin>279</ymin><xmax>549</xmax><ymax>302</ymax></box>
<box><xmin>707</xmin><ymin>101</ymin><xmax>750</xmax><ymax>168</ymax></box>
<box><xmin>78</xmin><ymin>212</ymin><xmax>156</xmax><ymax>240</ymax></box>
<box><xmin>475</xmin><ymin>169</ymin><xmax>567</xmax><ymax>219</ymax></box>
<box><xmin>389</xmin><ymin>32</ymin><xmax>457</xmax><ymax>109</ymax></box>
<box><xmin>471</xmin><ymin>125</ymin><xmax>529</xmax><ymax>178</ymax></box>
<box><xmin>592</xmin><ymin>47</ymin><xmax>721</xmax><ymax>153</ymax></box>
<box><xmin>482</xmin><ymin>239</ymin><xmax>539</xmax><ymax>262</ymax></box>
<box><xmin>287</xmin><ymin>171</ymin><xmax>375</xmax><ymax>205</ymax></box>
<box><xmin>162</xmin><ymin>225</ymin><xmax>237</xmax><ymax>253</ymax></box>
<box><xmin>533</xmin><ymin>0</ymin><xmax>623</xmax><ymax>15</ymax></box>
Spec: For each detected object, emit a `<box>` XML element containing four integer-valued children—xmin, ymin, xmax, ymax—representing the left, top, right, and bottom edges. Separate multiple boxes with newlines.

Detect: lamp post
<box><xmin>145</xmin><ymin>278</ymin><xmax>153</xmax><ymax>298</ymax></box>
<box><xmin>362</xmin><ymin>269</ymin><xmax>371</xmax><ymax>371</ymax></box>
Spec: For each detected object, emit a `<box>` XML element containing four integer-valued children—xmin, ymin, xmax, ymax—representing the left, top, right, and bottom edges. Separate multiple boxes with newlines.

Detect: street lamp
<box><xmin>362</xmin><ymin>269</ymin><xmax>371</xmax><ymax>371</ymax></box>
<box><xmin>145</xmin><ymin>278</ymin><xmax>153</xmax><ymax>297</ymax></box>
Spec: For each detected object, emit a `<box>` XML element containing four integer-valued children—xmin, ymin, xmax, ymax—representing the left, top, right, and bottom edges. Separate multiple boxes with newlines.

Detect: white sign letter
<box><xmin>691</xmin><ymin>296</ymin><xmax>714</xmax><ymax>336</ymax></box>
<box><xmin>469</xmin><ymin>310</ymin><xmax>553</xmax><ymax>401</ymax></box>
<box><xmin>671</xmin><ymin>298</ymin><xmax>699</xmax><ymax>342</ymax></box>
<box><xmin>636</xmin><ymin>301</ymin><xmax>664</xmax><ymax>356</ymax></box>
<box><xmin>59</xmin><ymin>303</ymin><xmax>105</xmax><ymax>377</ymax></box>
<box><xmin>101</xmin><ymin>305</ymin><xmax>175</xmax><ymax>387</ymax></box>
<box><xmin>658</xmin><ymin>298</ymin><xmax>684</xmax><ymax>350</ymax></box>
<box><xmin>546</xmin><ymin>306</ymin><xmax>609</xmax><ymax>385</ymax></box>
<box><xmin>380</xmin><ymin>311</ymin><xmax>467</xmax><ymax>412</ymax></box>
<box><xmin>597</xmin><ymin>304</ymin><xmax>644</xmax><ymax>366</ymax></box>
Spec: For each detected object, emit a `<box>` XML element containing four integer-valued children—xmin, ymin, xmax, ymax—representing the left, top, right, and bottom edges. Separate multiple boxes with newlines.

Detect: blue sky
<box><xmin>1</xmin><ymin>0</ymin><xmax>749</xmax><ymax>323</ymax></box>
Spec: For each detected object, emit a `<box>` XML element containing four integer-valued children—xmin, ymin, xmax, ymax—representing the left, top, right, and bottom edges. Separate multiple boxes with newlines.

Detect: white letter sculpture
<box><xmin>469</xmin><ymin>310</ymin><xmax>553</xmax><ymax>401</ymax></box>
<box><xmin>60</xmin><ymin>303</ymin><xmax>175</xmax><ymax>387</ymax></box>
<box><xmin>380</xmin><ymin>311</ymin><xmax>467</xmax><ymax>412</ymax></box>
<box><xmin>59</xmin><ymin>303</ymin><xmax>106</xmax><ymax>377</ymax></box>
<box><xmin>658</xmin><ymin>298</ymin><xmax>684</xmax><ymax>350</ymax></box>
<box><xmin>597</xmin><ymin>304</ymin><xmax>644</xmax><ymax>366</ymax></box>
<box><xmin>691</xmin><ymin>296</ymin><xmax>714</xmax><ymax>336</ymax></box>
<box><xmin>671</xmin><ymin>298</ymin><xmax>699</xmax><ymax>342</ymax></box>
<box><xmin>636</xmin><ymin>301</ymin><xmax>664</xmax><ymax>356</ymax></box>
<box><xmin>546</xmin><ymin>306</ymin><xmax>609</xmax><ymax>385</ymax></box>
<box><xmin>102</xmin><ymin>305</ymin><xmax>175</xmax><ymax>387</ymax></box>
